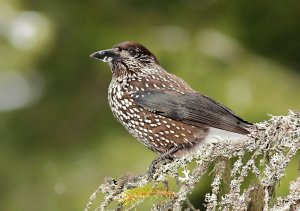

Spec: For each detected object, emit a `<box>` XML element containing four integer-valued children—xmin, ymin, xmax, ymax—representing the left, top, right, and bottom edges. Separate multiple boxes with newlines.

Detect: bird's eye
<box><xmin>129</xmin><ymin>48</ymin><xmax>139</xmax><ymax>57</ymax></box>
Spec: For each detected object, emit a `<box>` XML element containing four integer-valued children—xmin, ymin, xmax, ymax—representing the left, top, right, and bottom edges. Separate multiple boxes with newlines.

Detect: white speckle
<box><xmin>160</xmin><ymin>141</ymin><xmax>166</xmax><ymax>146</ymax></box>
<box><xmin>166</xmin><ymin>125</ymin><xmax>171</xmax><ymax>128</ymax></box>
<box><xmin>170</xmin><ymin>130</ymin><xmax>175</xmax><ymax>134</ymax></box>
<box><xmin>181</xmin><ymin>133</ymin><xmax>186</xmax><ymax>137</ymax></box>
<box><xmin>175</xmin><ymin>134</ymin><xmax>180</xmax><ymax>138</ymax></box>
<box><xmin>116</xmin><ymin>91</ymin><xmax>123</xmax><ymax>99</ymax></box>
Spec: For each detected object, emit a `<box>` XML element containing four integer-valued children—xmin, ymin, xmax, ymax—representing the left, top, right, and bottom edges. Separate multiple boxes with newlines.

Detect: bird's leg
<box><xmin>148</xmin><ymin>146</ymin><xmax>181</xmax><ymax>179</ymax></box>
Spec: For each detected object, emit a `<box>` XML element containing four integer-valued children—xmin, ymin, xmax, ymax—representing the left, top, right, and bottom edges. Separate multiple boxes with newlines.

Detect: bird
<box><xmin>90</xmin><ymin>41</ymin><xmax>252</xmax><ymax>159</ymax></box>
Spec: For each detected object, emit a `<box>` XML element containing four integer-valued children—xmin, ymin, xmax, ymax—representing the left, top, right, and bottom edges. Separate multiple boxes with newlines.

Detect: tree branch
<box><xmin>85</xmin><ymin>111</ymin><xmax>300</xmax><ymax>211</ymax></box>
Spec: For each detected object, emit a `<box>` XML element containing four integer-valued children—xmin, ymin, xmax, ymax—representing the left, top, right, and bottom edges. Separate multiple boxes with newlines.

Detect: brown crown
<box><xmin>113</xmin><ymin>41</ymin><xmax>159</xmax><ymax>64</ymax></box>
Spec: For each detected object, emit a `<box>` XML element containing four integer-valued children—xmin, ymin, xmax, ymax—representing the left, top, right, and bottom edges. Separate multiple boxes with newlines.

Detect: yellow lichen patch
<box><xmin>119</xmin><ymin>186</ymin><xmax>176</xmax><ymax>206</ymax></box>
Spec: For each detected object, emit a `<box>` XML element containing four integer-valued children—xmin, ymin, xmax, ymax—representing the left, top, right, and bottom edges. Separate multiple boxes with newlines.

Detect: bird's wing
<box><xmin>133</xmin><ymin>90</ymin><xmax>252</xmax><ymax>134</ymax></box>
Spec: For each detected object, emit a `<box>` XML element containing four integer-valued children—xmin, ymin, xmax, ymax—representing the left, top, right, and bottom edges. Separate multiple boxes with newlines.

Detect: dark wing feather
<box><xmin>133</xmin><ymin>90</ymin><xmax>252</xmax><ymax>134</ymax></box>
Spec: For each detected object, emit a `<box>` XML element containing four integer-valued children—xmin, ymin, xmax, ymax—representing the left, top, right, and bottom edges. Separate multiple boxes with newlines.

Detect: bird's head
<box><xmin>90</xmin><ymin>41</ymin><xmax>160</xmax><ymax>77</ymax></box>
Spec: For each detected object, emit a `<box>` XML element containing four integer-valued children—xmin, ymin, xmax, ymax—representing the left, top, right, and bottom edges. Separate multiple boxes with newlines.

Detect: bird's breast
<box><xmin>107</xmin><ymin>76</ymin><xmax>213</xmax><ymax>154</ymax></box>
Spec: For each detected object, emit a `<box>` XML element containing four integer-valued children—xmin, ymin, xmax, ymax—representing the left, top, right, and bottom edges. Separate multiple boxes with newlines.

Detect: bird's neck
<box><xmin>110</xmin><ymin>62</ymin><xmax>165</xmax><ymax>79</ymax></box>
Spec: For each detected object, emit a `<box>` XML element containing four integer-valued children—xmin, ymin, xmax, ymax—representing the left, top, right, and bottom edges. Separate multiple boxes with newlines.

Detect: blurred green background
<box><xmin>0</xmin><ymin>0</ymin><xmax>299</xmax><ymax>210</ymax></box>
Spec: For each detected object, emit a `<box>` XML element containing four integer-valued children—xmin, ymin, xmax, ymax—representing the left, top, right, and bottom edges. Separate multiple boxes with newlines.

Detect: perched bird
<box><xmin>90</xmin><ymin>41</ymin><xmax>252</xmax><ymax>158</ymax></box>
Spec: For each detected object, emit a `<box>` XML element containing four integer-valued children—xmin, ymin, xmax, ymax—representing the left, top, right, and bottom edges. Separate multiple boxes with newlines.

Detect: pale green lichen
<box><xmin>85</xmin><ymin>111</ymin><xmax>300</xmax><ymax>211</ymax></box>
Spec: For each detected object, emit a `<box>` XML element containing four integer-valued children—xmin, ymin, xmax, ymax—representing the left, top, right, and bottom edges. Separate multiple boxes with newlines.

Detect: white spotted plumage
<box><xmin>93</xmin><ymin>41</ymin><xmax>251</xmax><ymax>156</ymax></box>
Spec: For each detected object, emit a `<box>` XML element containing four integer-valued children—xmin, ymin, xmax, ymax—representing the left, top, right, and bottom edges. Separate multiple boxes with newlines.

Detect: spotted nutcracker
<box><xmin>90</xmin><ymin>41</ymin><xmax>252</xmax><ymax>158</ymax></box>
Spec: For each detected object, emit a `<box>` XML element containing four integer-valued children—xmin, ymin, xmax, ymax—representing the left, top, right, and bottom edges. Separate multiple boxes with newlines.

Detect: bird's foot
<box><xmin>147</xmin><ymin>156</ymin><xmax>169</xmax><ymax>179</ymax></box>
<box><xmin>147</xmin><ymin>146</ymin><xmax>181</xmax><ymax>180</ymax></box>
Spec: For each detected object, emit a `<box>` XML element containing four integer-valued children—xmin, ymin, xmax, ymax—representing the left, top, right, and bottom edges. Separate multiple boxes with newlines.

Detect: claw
<box><xmin>147</xmin><ymin>146</ymin><xmax>182</xmax><ymax>179</ymax></box>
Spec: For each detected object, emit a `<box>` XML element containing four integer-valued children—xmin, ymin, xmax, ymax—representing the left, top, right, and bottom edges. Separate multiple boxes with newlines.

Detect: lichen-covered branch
<box><xmin>85</xmin><ymin>111</ymin><xmax>300</xmax><ymax>211</ymax></box>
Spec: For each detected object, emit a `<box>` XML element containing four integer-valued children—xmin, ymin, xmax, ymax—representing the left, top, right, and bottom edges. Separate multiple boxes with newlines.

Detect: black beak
<box><xmin>90</xmin><ymin>49</ymin><xmax>118</xmax><ymax>62</ymax></box>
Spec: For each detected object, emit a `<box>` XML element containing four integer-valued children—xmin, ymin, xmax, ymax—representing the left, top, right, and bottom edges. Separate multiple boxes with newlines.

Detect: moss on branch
<box><xmin>86</xmin><ymin>111</ymin><xmax>300</xmax><ymax>211</ymax></box>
